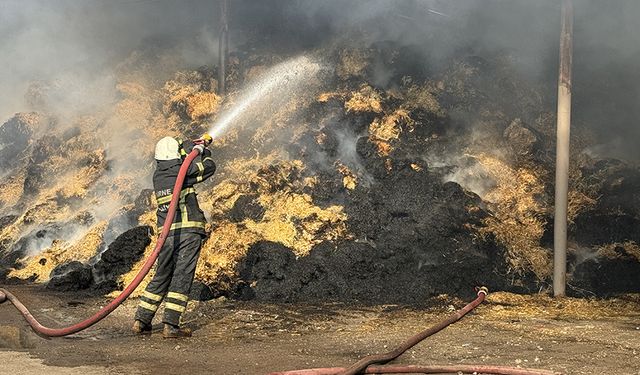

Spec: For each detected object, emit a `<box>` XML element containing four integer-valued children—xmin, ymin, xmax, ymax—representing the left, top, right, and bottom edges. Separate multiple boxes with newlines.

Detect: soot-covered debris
<box><xmin>47</xmin><ymin>261</ymin><xmax>93</xmax><ymax>291</ymax></box>
<box><xmin>92</xmin><ymin>226</ymin><xmax>152</xmax><ymax>290</ymax></box>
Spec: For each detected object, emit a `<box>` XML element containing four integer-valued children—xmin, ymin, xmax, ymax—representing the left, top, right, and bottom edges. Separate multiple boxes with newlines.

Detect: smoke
<box><xmin>3</xmin><ymin>0</ymin><xmax>640</xmax><ymax>159</ymax></box>
<box><xmin>0</xmin><ymin>0</ymin><xmax>225</xmax><ymax>262</ymax></box>
<box><xmin>246</xmin><ymin>0</ymin><xmax>640</xmax><ymax>162</ymax></box>
<box><xmin>0</xmin><ymin>0</ymin><xmax>219</xmax><ymax>119</ymax></box>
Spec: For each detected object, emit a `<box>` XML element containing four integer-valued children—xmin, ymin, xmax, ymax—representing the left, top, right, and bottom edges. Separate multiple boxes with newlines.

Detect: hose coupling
<box><xmin>476</xmin><ymin>286</ymin><xmax>489</xmax><ymax>296</ymax></box>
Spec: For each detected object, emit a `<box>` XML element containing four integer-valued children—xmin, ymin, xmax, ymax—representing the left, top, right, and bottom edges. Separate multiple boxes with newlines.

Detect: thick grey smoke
<box><xmin>268</xmin><ymin>0</ymin><xmax>640</xmax><ymax>161</ymax></box>
<box><xmin>0</xmin><ymin>0</ymin><xmax>219</xmax><ymax>120</ymax></box>
<box><xmin>3</xmin><ymin>0</ymin><xmax>640</xmax><ymax>161</ymax></box>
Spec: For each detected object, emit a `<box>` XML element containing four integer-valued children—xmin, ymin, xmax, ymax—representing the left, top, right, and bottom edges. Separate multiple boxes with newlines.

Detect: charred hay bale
<box><xmin>228</xmin><ymin>194</ymin><xmax>265</xmax><ymax>222</ymax></box>
<box><xmin>503</xmin><ymin>119</ymin><xmax>538</xmax><ymax>157</ymax></box>
<box><xmin>355</xmin><ymin>136</ymin><xmax>388</xmax><ymax>180</ymax></box>
<box><xmin>572</xmin><ymin>213</ymin><xmax>640</xmax><ymax>246</ymax></box>
<box><xmin>46</xmin><ymin>261</ymin><xmax>93</xmax><ymax>291</ymax></box>
<box><xmin>570</xmin><ymin>247</ymin><xmax>640</xmax><ymax>297</ymax></box>
<box><xmin>589</xmin><ymin>162</ymin><xmax>640</xmax><ymax>216</ymax></box>
<box><xmin>92</xmin><ymin>226</ymin><xmax>151</xmax><ymax>290</ymax></box>
<box><xmin>234</xmin><ymin>168</ymin><xmax>504</xmax><ymax>303</ymax></box>
<box><xmin>62</xmin><ymin>126</ymin><xmax>81</xmax><ymax>142</ymax></box>
<box><xmin>305</xmin><ymin>170</ymin><xmax>347</xmax><ymax>208</ymax></box>
<box><xmin>21</xmin><ymin>136</ymin><xmax>64</xmax><ymax>198</ymax></box>
<box><xmin>237</xmin><ymin>238</ymin><xmax>502</xmax><ymax>304</ymax></box>
<box><xmin>571</xmin><ymin>161</ymin><xmax>640</xmax><ymax>245</ymax></box>
<box><xmin>315</xmin><ymin>129</ymin><xmax>339</xmax><ymax>157</ymax></box>
<box><xmin>0</xmin><ymin>113</ymin><xmax>39</xmax><ymax>170</ymax></box>
<box><xmin>236</xmin><ymin>241</ymin><xmax>296</xmax><ymax>301</ymax></box>
<box><xmin>189</xmin><ymin>281</ymin><xmax>217</xmax><ymax>301</ymax></box>
<box><xmin>31</xmin><ymin>136</ymin><xmax>62</xmax><ymax>164</ymax></box>
<box><xmin>0</xmin><ymin>215</ymin><xmax>18</xmax><ymax>232</ymax></box>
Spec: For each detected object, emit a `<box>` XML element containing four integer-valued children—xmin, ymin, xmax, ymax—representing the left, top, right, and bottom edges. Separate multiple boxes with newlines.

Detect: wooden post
<box><xmin>218</xmin><ymin>0</ymin><xmax>228</xmax><ymax>95</ymax></box>
<box><xmin>553</xmin><ymin>0</ymin><xmax>573</xmax><ymax>297</ymax></box>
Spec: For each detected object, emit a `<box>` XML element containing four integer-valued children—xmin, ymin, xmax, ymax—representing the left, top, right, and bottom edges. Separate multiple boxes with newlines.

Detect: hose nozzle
<box><xmin>193</xmin><ymin>133</ymin><xmax>213</xmax><ymax>147</ymax></box>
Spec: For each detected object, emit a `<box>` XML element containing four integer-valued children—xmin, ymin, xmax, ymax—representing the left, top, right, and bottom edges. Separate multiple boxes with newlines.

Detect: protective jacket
<box><xmin>153</xmin><ymin>139</ymin><xmax>216</xmax><ymax>236</ymax></box>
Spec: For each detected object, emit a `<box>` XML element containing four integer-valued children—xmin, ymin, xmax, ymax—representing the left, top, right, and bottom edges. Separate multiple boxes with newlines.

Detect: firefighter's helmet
<box><xmin>154</xmin><ymin>137</ymin><xmax>181</xmax><ymax>161</ymax></box>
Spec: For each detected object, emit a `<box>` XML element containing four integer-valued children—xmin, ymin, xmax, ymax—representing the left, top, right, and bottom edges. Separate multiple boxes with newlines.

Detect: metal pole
<box><xmin>218</xmin><ymin>0</ymin><xmax>228</xmax><ymax>95</ymax></box>
<box><xmin>553</xmin><ymin>0</ymin><xmax>573</xmax><ymax>297</ymax></box>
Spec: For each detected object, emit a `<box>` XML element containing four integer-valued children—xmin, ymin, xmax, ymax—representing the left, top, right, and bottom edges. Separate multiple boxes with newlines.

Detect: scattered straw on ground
<box><xmin>484</xmin><ymin>291</ymin><xmax>640</xmax><ymax>320</ymax></box>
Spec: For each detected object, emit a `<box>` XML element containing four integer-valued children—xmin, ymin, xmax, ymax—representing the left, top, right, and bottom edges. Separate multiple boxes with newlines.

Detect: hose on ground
<box><xmin>270</xmin><ymin>287</ymin><xmax>562</xmax><ymax>375</ymax></box>
<box><xmin>0</xmin><ymin>149</ymin><xmax>201</xmax><ymax>337</ymax></box>
<box><xmin>269</xmin><ymin>365</ymin><xmax>562</xmax><ymax>375</ymax></box>
<box><xmin>339</xmin><ymin>287</ymin><xmax>488</xmax><ymax>375</ymax></box>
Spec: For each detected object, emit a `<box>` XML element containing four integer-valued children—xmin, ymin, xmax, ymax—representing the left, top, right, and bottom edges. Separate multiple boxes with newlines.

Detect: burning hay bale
<box><xmin>503</xmin><ymin>119</ymin><xmax>538</xmax><ymax>157</ymax></box>
<box><xmin>403</xmin><ymin>81</ymin><xmax>445</xmax><ymax>117</ymax></box>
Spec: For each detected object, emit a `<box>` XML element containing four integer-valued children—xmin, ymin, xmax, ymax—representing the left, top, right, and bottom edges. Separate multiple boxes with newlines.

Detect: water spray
<box><xmin>208</xmin><ymin>55</ymin><xmax>323</xmax><ymax>138</ymax></box>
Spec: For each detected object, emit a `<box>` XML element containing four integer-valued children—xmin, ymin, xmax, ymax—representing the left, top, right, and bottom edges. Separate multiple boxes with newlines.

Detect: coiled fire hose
<box><xmin>0</xmin><ymin>148</ymin><xmax>201</xmax><ymax>337</ymax></box>
<box><xmin>269</xmin><ymin>288</ymin><xmax>563</xmax><ymax>375</ymax></box>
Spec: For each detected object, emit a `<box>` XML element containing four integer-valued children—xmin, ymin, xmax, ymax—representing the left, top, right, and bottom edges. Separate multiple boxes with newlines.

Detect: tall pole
<box><xmin>218</xmin><ymin>0</ymin><xmax>228</xmax><ymax>95</ymax></box>
<box><xmin>553</xmin><ymin>0</ymin><xmax>573</xmax><ymax>297</ymax></box>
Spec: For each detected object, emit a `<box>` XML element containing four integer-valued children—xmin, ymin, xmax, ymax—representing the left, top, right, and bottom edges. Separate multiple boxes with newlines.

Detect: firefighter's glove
<box><xmin>193</xmin><ymin>144</ymin><xmax>205</xmax><ymax>154</ymax></box>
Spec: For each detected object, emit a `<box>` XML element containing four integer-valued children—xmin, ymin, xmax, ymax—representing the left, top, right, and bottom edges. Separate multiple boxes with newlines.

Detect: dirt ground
<box><xmin>0</xmin><ymin>285</ymin><xmax>639</xmax><ymax>375</ymax></box>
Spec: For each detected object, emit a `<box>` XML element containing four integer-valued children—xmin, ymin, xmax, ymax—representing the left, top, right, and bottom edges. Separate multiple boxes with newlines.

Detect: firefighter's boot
<box><xmin>132</xmin><ymin>320</ymin><xmax>152</xmax><ymax>334</ymax></box>
<box><xmin>163</xmin><ymin>323</ymin><xmax>192</xmax><ymax>338</ymax></box>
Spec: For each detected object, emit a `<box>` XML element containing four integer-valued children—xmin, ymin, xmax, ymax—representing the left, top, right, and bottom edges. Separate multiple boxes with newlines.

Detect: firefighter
<box><xmin>132</xmin><ymin>134</ymin><xmax>215</xmax><ymax>338</ymax></box>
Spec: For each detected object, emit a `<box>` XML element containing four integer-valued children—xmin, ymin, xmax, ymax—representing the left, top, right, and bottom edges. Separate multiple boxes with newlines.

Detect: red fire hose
<box><xmin>269</xmin><ymin>365</ymin><xmax>561</xmax><ymax>375</ymax></box>
<box><xmin>0</xmin><ymin>148</ymin><xmax>201</xmax><ymax>337</ymax></box>
<box><xmin>270</xmin><ymin>288</ymin><xmax>562</xmax><ymax>375</ymax></box>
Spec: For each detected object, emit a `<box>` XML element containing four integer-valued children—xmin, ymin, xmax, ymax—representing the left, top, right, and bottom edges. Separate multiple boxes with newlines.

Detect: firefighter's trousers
<box><xmin>135</xmin><ymin>232</ymin><xmax>202</xmax><ymax>326</ymax></box>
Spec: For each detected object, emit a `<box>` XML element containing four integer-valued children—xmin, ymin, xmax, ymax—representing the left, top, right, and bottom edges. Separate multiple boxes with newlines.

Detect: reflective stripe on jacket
<box><xmin>154</xmin><ymin>139</ymin><xmax>216</xmax><ymax>235</ymax></box>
